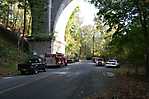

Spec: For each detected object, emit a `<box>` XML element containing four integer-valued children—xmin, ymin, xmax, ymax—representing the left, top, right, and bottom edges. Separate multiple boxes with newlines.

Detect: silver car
<box><xmin>105</xmin><ymin>59</ymin><xmax>119</xmax><ymax>68</ymax></box>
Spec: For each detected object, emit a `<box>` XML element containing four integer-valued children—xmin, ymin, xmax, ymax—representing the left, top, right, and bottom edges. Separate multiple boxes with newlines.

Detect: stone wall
<box><xmin>29</xmin><ymin>40</ymin><xmax>51</xmax><ymax>56</ymax></box>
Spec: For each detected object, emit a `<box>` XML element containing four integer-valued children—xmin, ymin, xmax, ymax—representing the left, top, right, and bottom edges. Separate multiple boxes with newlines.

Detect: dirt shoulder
<box><xmin>104</xmin><ymin>64</ymin><xmax>149</xmax><ymax>99</ymax></box>
<box><xmin>88</xmin><ymin>65</ymin><xmax>149</xmax><ymax>99</ymax></box>
<box><xmin>0</xmin><ymin>66</ymin><xmax>18</xmax><ymax>77</ymax></box>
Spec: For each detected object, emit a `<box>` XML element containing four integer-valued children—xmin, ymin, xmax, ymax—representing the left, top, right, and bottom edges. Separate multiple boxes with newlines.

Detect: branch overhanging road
<box><xmin>0</xmin><ymin>60</ymin><xmax>117</xmax><ymax>99</ymax></box>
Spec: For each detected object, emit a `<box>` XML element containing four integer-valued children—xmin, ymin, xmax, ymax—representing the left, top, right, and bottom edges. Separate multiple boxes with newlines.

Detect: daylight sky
<box><xmin>54</xmin><ymin>0</ymin><xmax>98</xmax><ymax>33</ymax></box>
<box><xmin>78</xmin><ymin>0</ymin><xmax>98</xmax><ymax>25</ymax></box>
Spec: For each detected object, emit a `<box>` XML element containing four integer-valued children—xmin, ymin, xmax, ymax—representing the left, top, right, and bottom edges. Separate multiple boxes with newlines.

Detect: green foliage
<box><xmin>65</xmin><ymin>6</ymin><xmax>102</xmax><ymax>59</ymax></box>
<box><xmin>90</xmin><ymin>0</ymin><xmax>149</xmax><ymax>65</ymax></box>
<box><xmin>65</xmin><ymin>7</ymin><xmax>81</xmax><ymax>58</ymax></box>
<box><xmin>0</xmin><ymin>0</ymin><xmax>31</xmax><ymax>35</ymax></box>
<box><xmin>0</xmin><ymin>36</ymin><xmax>28</xmax><ymax>69</ymax></box>
<box><xmin>30</xmin><ymin>33</ymin><xmax>50</xmax><ymax>41</ymax></box>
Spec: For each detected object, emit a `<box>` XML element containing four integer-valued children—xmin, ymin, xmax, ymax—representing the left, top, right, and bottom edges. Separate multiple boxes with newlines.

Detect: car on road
<box><xmin>67</xmin><ymin>58</ymin><xmax>75</xmax><ymax>63</ymax></box>
<box><xmin>92</xmin><ymin>57</ymin><xmax>98</xmax><ymax>63</ymax></box>
<box><xmin>105</xmin><ymin>59</ymin><xmax>119</xmax><ymax>68</ymax></box>
<box><xmin>95</xmin><ymin>58</ymin><xmax>105</xmax><ymax>66</ymax></box>
<box><xmin>74</xmin><ymin>57</ymin><xmax>80</xmax><ymax>62</ymax></box>
<box><xmin>18</xmin><ymin>55</ymin><xmax>46</xmax><ymax>74</ymax></box>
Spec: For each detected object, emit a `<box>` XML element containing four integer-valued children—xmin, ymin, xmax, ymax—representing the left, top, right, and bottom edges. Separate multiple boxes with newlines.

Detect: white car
<box><xmin>95</xmin><ymin>58</ymin><xmax>105</xmax><ymax>66</ymax></box>
<box><xmin>105</xmin><ymin>59</ymin><xmax>119</xmax><ymax>68</ymax></box>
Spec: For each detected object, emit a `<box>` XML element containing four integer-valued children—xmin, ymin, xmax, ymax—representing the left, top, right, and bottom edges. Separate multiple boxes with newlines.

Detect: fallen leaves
<box><xmin>86</xmin><ymin>75</ymin><xmax>149</xmax><ymax>99</ymax></box>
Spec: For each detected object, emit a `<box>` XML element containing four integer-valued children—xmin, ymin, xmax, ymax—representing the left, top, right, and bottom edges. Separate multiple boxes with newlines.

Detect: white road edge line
<box><xmin>2</xmin><ymin>77</ymin><xmax>13</xmax><ymax>79</ymax></box>
<box><xmin>0</xmin><ymin>83</ymin><xmax>29</xmax><ymax>94</ymax></box>
<box><xmin>0</xmin><ymin>75</ymin><xmax>48</xmax><ymax>94</ymax></box>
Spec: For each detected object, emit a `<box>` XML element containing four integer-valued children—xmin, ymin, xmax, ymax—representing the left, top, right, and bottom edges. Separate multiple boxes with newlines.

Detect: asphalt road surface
<box><xmin>0</xmin><ymin>60</ymin><xmax>117</xmax><ymax>99</ymax></box>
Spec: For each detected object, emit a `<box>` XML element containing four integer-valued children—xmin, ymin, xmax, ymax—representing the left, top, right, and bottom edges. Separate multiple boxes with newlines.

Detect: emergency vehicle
<box><xmin>45</xmin><ymin>52</ymin><xmax>67</xmax><ymax>67</ymax></box>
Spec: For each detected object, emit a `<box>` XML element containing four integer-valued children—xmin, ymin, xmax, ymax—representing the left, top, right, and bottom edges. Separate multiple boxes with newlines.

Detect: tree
<box><xmin>0</xmin><ymin>0</ymin><xmax>31</xmax><ymax>34</ymax></box>
<box><xmin>90</xmin><ymin>0</ymin><xmax>149</xmax><ymax>78</ymax></box>
<box><xmin>65</xmin><ymin>7</ymin><xmax>81</xmax><ymax>58</ymax></box>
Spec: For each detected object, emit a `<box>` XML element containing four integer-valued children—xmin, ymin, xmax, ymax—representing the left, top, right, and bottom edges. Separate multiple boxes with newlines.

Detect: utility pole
<box><xmin>23</xmin><ymin>0</ymin><xmax>27</xmax><ymax>38</ymax></box>
<box><xmin>79</xmin><ymin>32</ymin><xmax>82</xmax><ymax>59</ymax></box>
<box><xmin>92</xmin><ymin>33</ymin><xmax>95</xmax><ymax>57</ymax></box>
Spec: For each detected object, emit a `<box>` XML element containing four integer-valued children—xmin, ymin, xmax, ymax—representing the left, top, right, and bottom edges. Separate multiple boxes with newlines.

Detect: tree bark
<box><xmin>137</xmin><ymin>0</ymin><xmax>149</xmax><ymax>80</ymax></box>
<box><xmin>23</xmin><ymin>0</ymin><xmax>27</xmax><ymax>37</ymax></box>
<box><xmin>6</xmin><ymin>4</ymin><xmax>9</xmax><ymax>28</ymax></box>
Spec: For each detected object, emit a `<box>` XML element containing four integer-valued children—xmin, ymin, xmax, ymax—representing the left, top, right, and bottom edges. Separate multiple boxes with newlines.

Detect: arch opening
<box><xmin>51</xmin><ymin>0</ymin><xmax>80</xmax><ymax>54</ymax></box>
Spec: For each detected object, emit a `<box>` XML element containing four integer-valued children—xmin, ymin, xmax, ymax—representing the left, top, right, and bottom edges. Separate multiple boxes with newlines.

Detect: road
<box><xmin>0</xmin><ymin>60</ymin><xmax>117</xmax><ymax>99</ymax></box>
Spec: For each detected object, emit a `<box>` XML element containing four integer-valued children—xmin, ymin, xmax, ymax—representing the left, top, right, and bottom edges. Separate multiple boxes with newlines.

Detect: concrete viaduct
<box><xmin>29</xmin><ymin>0</ymin><xmax>76</xmax><ymax>56</ymax></box>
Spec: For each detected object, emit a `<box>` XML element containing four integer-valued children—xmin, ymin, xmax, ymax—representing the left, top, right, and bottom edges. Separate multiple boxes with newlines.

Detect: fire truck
<box><xmin>45</xmin><ymin>52</ymin><xmax>67</xmax><ymax>67</ymax></box>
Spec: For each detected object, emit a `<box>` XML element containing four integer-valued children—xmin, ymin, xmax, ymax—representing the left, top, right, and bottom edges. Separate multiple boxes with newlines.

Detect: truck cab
<box><xmin>45</xmin><ymin>53</ymin><xmax>67</xmax><ymax>67</ymax></box>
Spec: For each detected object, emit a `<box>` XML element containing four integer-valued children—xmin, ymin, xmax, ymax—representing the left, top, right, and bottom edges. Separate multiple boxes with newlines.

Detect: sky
<box><xmin>54</xmin><ymin>0</ymin><xmax>98</xmax><ymax>33</ymax></box>
<box><xmin>61</xmin><ymin>0</ymin><xmax>98</xmax><ymax>26</ymax></box>
<box><xmin>78</xmin><ymin>0</ymin><xmax>98</xmax><ymax>25</ymax></box>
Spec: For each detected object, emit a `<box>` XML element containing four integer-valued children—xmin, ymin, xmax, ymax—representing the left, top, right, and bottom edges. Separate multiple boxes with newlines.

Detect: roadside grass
<box><xmin>114</xmin><ymin>64</ymin><xmax>145</xmax><ymax>77</ymax></box>
<box><xmin>0</xmin><ymin>64</ymin><xmax>17</xmax><ymax>76</ymax></box>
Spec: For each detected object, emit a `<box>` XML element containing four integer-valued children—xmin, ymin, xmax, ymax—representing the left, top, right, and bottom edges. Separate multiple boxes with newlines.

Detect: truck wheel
<box><xmin>65</xmin><ymin>63</ymin><xmax>67</xmax><ymax>66</ymax></box>
<box><xmin>35</xmin><ymin>69</ymin><xmax>38</xmax><ymax>74</ymax></box>
<box><xmin>20</xmin><ymin>71</ymin><xmax>26</xmax><ymax>75</ymax></box>
<box><xmin>32</xmin><ymin>69</ymin><xmax>38</xmax><ymax>74</ymax></box>
<box><xmin>43</xmin><ymin>68</ymin><xmax>46</xmax><ymax>72</ymax></box>
<box><xmin>59</xmin><ymin>64</ymin><xmax>63</xmax><ymax>68</ymax></box>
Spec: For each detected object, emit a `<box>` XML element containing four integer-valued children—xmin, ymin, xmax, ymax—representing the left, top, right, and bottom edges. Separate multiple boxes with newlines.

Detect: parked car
<box><xmin>105</xmin><ymin>59</ymin><xmax>120</xmax><ymax>68</ymax></box>
<box><xmin>74</xmin><ymin>57</ymin><xmax>80</xmax><ymax>62</ymax></box>
<box><xmin>92</xmin><ymin>57</ymin><xmax>98</xmax><ymax>63</ymax></box>
<box><xmin>18</xmin><ymin>55</ymin><xmax>46</xmax><ymax>75</ymax></box>
<box><xmin>95</xmin><ymin>58</ymin><xmax>105</xmax><ymax>66</ymax></box>
<box><xmin>67</xmin><ymin>58</ymin><xmax>75</xmax><ymax>63</ymax></box>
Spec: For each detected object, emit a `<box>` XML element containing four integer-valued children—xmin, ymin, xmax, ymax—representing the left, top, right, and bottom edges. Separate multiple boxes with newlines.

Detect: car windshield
<box><xmin>108</xmin><ymin>60</ymin><xmax>116</xmax><ymax>62</ymax></box>
<box><xmin>29</xmin><ymin>58</ymin><xmax>39</xmax><ymax>63</ymax></box>
<box><xmin>98</xmin><ymin>59</ymin><xmax>103</xmax><ymax>61</ymax></box>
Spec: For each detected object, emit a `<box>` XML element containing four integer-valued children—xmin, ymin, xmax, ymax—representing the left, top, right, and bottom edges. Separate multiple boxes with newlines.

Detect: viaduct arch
<box><xmin>29</xmin><ymin>0</ymin><xmax>77</xmax><ymax>55</ymax></box>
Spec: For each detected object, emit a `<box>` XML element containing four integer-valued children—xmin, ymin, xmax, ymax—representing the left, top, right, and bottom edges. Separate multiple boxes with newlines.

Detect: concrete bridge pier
<box><xmin>29</xmin><ymin>0</ymin><xmax>52</xmax><ymax>56</ymax></box>
<box><xmin>29</xmin><ymin>40</ymin><xmax>51</xmax><ymax>56</ymax></box>
<box><xmin>29</xmin><ymin>0</ymin><xmax>72</xmax><ymax>56</ymax></box>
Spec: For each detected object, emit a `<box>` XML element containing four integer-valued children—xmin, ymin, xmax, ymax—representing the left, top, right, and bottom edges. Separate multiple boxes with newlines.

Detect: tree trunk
<box><xmin>6</xmin><ymin>5</ymin><xmax>9</xmax><ymax>28</ymax></box>
<box><xmin>137</xmin><ymin>0</ymin><xmax>149</xmax><ymax>80</ymax></box>
<box><xmin>23</xmin><ymin>0</ymin><xmax>27</xmax><ymax>37</ymax></box>
<box><xmin>144</xmin><ymin>48</ymin><xmax>149</xmax><ymax>79</ymax></box>
<box><xmin>92</xmin><ymin>34</ymin><xmax>95</xmax><ymax>57</ymax></box>
<box><xmin>142</xmin><ymin>13</ymin><xmax>149</xmax><ymax>80</ymax></box>
<box><xmin>12</xmin><ymin>10</ymin><xmax>19</xmax><ymax>31</ymax></box>
<box><xmin>135</xmin><ymin>64</ymin><xmax>138</xmax><ymax>75</ymax></box>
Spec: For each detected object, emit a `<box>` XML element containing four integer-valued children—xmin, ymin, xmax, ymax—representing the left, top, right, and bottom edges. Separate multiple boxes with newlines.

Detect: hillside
<box><xmin>0</xmin><ymin>27</ymin><xmax>28</xmax><ymax>76</ymax></box>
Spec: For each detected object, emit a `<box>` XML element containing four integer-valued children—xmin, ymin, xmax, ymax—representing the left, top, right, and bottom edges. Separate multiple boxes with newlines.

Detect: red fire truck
<box><xmin>45</xmin><ymin>52</ymin><xmax>67</xmax><ymax>67</ymax></box>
